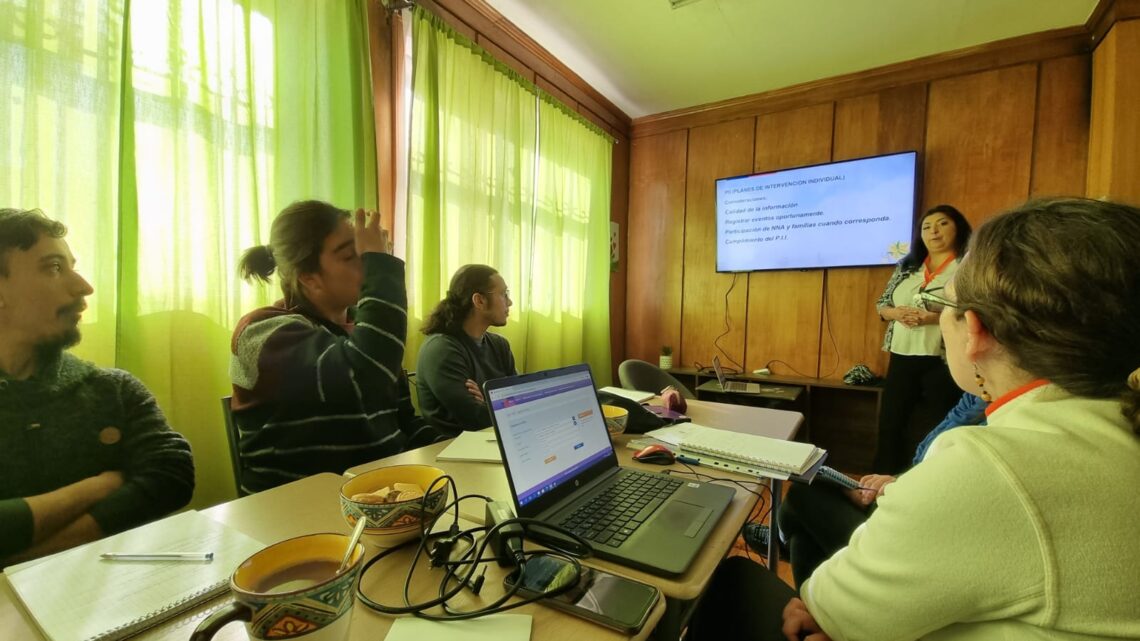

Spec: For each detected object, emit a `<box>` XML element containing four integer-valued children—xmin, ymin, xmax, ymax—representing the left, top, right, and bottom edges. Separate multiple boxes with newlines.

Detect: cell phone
<box><xmin>504</xmin><ymin>556</ymin><xmax>659</xmax><ymax>633</ymax></box>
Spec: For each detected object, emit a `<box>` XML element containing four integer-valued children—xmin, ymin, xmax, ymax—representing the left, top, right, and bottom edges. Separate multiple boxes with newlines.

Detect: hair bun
<box><xmin>1129</xmin><ymin>367</ymin><xmax>1140</xmax><ymax>391</ymax></box>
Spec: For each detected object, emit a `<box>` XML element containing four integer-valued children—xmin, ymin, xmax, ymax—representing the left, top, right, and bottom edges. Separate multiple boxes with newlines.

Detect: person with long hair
<box><xmin>230</xmin><ymin>201</ymin><xmax>440</xmax><ymax>494</ymax></box>
<box><xmin>873</xmin><ymin>204</ymin><xmax>972</xmax><ymax>473</ymax></box>
<box><xmin>689</xmin><ymin>197</ymin><xmax>1140</xmax><ymax>640</ymax></box>
<box><xmin>416</xmin><ymin>265</ymin><xmax>516</xmax><ymax>435</ymax></box>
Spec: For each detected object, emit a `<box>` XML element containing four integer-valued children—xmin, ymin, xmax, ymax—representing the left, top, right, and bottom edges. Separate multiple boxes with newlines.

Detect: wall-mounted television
<box><xmin>715</xmin><ymin>150</ymin><xmax>918</xmax><ymax>272</ymax></box>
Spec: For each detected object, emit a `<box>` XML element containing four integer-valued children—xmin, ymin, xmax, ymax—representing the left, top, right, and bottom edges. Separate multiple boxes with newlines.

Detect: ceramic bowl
<box><xmin>601</xmin><ymin>404</ymin><xmax>630</xmax><ymax>435</ymax></box>
<box><xmin>339</xmin><ymin>464</ymin><xmax>449</xmax><ymax>547</ymax></box>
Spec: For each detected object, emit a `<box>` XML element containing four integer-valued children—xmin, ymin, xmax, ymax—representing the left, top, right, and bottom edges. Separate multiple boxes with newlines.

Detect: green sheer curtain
<box><xmin>1</xmin><ymin>0</ymin><xmax>377</xmax><ymax>507</ymax></box>
<box><xmin>406</xmin><ymin>7</ymin><xmax>612</xmax><ymax>382</ymax></box>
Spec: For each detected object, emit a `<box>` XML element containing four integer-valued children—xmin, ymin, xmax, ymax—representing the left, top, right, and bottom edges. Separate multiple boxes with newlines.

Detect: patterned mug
<box><xmin>190</xmin><ymin>532</ymin><xmax>364</xmax><ymax>641</ymax></box>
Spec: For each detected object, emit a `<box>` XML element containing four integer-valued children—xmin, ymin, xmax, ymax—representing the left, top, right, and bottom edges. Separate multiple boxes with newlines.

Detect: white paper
<box><xmin>598</xmin><ymin>386</ymin><xmax>654</xmax><ymax>403</ymax></box>
<box><xmin>384</xmin><ymin>613</ymin><xmax>532</xmax><ymax>641</ymax></box>
<box><xmin>436</xmin><ymin>428</ymin><xmax>502</xmax><ymax>463</ymax></box>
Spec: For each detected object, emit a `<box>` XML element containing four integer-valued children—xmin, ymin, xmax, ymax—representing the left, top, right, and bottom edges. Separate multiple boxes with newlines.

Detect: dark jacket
<box><xmin>0</xmin><ymin>354</ymin><xmax>195</xmax><ymax>558</ymax></box>
<box><xmin>229</xmin><ymin>253</ymin><xmax>441</xmax><ymax>493</ymax></box>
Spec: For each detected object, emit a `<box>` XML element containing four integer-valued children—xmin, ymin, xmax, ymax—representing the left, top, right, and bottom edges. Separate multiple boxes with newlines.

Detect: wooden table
<box><xmin>345</xmin><ymin>399</ymin><xmax>803</xmax><ymax>639</ymax></box>
<box><xmin>0</xmin><ymin>472</ymin><xmax>664</xmax><ymax>641</ymax></box>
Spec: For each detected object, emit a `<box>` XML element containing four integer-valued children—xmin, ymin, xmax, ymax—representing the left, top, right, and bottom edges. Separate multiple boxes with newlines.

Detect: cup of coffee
<box><xmin>191</xmin><ymin>532</ymin><xmax>364</xmax><ymax>641</ymax></box>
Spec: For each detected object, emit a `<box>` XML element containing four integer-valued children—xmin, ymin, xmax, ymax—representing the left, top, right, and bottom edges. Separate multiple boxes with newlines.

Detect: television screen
<box><xmin>716</xmin><ymin>151</ymin><xmax>917</xmax><ymax>272</ymax></box>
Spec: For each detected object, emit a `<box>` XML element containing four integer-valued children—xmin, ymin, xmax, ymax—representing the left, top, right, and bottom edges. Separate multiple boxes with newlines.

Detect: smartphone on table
<box><xmin>504</xmin><ymin>555</ymin><xmax>659</xmax><ymax>633</ymax></box>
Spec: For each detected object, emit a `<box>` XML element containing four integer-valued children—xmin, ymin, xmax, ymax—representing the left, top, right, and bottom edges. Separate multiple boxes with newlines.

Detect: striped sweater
<box><xmin>229</xmin><ymin>253</ymin><xmax>441</xmax><ymax>494</ymax></box>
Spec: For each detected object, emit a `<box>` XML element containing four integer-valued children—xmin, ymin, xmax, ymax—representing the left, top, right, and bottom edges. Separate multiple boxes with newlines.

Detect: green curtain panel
<box><xmin>1</xmin><ymin>0</ymin><xmax>378</xmax><ymax>507</ymax></box>
<box><xmin>407</xmin><ymin>7</ymin><xmax>612</xmax><ymax>383</ymax></box>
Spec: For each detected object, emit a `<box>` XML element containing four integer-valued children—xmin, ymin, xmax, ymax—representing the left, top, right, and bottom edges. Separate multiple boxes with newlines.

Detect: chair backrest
<box><xmin>220</xmin><ymin>396</ymin><xmax>248</xmax><ymax>497</ymax></box>
<box><xmin>617</xmin><ymin>359</ymin><xmax>696</xmax><ymax>399</ymax></box>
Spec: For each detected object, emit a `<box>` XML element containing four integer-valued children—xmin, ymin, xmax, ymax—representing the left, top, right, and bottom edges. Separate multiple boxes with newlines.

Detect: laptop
<box><xmin>484</xmin><ymin>364</ymin><xmax>734</xmax><ymax>576</ymax></box>
<box><xmin>711</xmin><ymin>355</ymin><xmax>762</xmax><ymax>393</ymax></box>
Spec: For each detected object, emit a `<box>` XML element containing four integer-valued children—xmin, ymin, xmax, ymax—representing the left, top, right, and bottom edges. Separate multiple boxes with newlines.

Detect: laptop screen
<box><xmin>487</xmin><ymin>366</ymin><xmax>614</xmax><ymax>507</ymax></box>
<box><xmin>712</xmin><ymin>355</ymin><xmax>727</xmax><ymax>387</ymax></box>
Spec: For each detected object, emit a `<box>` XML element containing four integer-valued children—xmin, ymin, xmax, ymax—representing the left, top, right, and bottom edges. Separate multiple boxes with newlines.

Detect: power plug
<box><xmin>753</xmin><ymin>368</ymin><xmax>771</xmax><ymax>376</ymax></box>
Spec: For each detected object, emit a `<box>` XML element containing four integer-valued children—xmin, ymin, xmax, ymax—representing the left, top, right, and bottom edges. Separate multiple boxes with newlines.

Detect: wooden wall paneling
<box><xmin>609</xmin><ymin>139</ymin><xmax>631</xmax><ymax>380</ymax></box>
<box><xmin>367</xmin><ymin>2</ymin><xmax>397</xmax><ymax>231</ymax></box>
<box><xmin>824</xmin><ymin>84</ymin><xmax>928</xmax><ymax>379</ymax></box>
<box><xmin>923</xmin><ymin>65</ymin><xmax>1038</xmax><ymax>224</ymax></box>
<box><xmin>632</xmin><ymin>28</ymin><xmax>1088</xmax><ymax>139</ymax></box>
<box><xmin>625</xmin><ymin>131</ymin><xmax>689</xmax><ymax>363</ymax></box>
<box><xmin>745</xmin><ymin>103</ymin><xmax>834</xmax><ymax>376</ymax></box>
<box><xmin>1031</xmin><ymin>55</ymin><xmax>1091</xmax><ymax>197</ymax></box>
<box><xmin>1088</xmin><ymin>19</ymin><xmax>1140</xmax><ymax>203</ymax></box>
<box><xmin>679</xmin><ymin>118</ymin><xmax>756</xmax><ymax>370</ymax></box>
<box><xmin>1087</xmin><ymin>0</ymin><xmax>1140</xmax><ymax>47</ymax></box>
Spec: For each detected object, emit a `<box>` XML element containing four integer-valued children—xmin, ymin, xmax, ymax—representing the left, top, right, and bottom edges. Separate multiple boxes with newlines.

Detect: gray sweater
<box><xmin>415</xmin><ymin>332</ymin><xmax>516</xmax><ymax>435</ymax></box>
<box><xmin>0</xmin><ymin>353</ymin><xmax>195</xmax><ymax>558</ymax></box>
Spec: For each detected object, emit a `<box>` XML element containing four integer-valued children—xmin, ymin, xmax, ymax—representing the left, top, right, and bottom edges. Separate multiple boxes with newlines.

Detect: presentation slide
<box><xmin>716</xmin><ymin>152</ymin><xmax>916</xmax><ymax>271</ymax></box>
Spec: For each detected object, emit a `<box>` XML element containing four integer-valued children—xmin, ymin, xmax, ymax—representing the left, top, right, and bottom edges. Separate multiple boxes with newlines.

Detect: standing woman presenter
<box><xmin>873</xmin><ymin>205</ymin><xmax>971</xmax><ymax>473</ymax></box>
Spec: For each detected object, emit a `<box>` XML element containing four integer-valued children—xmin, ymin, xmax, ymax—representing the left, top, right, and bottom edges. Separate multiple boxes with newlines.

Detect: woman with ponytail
<box><xmin>229</xmin><ymin>201</ymin><xmax>441</xmax><ymax>494</ymax></box>
<box><xmin>416</xmin><ymin>265</ymin><xmax>517</xmax><ymax>435</ymax></box>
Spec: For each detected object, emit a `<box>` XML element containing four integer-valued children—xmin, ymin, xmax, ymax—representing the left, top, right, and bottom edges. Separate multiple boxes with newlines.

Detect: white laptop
<box><xmin>711</xmin><ymin>355</ymin><xmax>762</xmax><ymax>394</ymax></box>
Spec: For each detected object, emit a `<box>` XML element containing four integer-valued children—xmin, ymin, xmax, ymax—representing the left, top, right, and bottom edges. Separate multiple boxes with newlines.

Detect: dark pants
<box><xmin>777</xmin><ymin>482</ymin><xmax>872</xmax><ymax>589</ymax></box>
<box><xmin>873</xmin><ymin>353</ymin><xmax>960</xmax><ymax>473</ymax></box>
<box><xmin>688</xmin><ymin>557</ymin><xmax>796</xmax><ymax>641</ymax></box>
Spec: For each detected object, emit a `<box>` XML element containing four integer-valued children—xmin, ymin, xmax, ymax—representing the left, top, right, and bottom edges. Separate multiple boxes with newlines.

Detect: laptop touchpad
<box><xmin>657</xmin><ymin>501</ymin><xmax>713</xmax><ymax>538</ymax></box>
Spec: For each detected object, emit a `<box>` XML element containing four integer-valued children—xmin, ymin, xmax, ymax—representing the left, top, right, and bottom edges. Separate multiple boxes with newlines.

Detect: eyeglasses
<box><xmin>918</xmin><ymin>287</ymin><xmax>959</xmax><ymax>312</ymax></box>
<box><xmin>481</xmin><ymin>289</ymin><xmax>511</xmax><ymax>301</ymax></box>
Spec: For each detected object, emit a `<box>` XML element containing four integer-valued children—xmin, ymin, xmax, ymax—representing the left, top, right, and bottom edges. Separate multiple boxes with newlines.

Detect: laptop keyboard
<box><xmin>558</xmin><ymin>472</ymin><xmax>684</xmax><ymax>548</ymax></box>
<box><xmin>725</xmin><ymin>381</ymin><xmax>758</xmax><ymax>393</ymax></box>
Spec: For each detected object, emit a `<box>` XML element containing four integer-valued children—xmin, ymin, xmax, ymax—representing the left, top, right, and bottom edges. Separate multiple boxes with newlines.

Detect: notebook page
<box><xmin>5</xmin><ymin>510</ymin><xmax>264</xmax><ymax>641</ymax></box>
<box><xmin>598</xmin><ymin>387</ymin><xmax>655</xmax><ymax>403</ymax></box>
<box><xmin>436</xmin><ymin>429</ymin><xmax>502</xmax><ymax>463</ymax></box>
<box><xmin>681</xmin><ymin>429</ymin><xmax>818</xmax><ymax>473</ymax></box>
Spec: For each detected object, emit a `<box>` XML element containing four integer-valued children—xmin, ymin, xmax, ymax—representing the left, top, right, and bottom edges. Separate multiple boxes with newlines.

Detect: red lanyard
<box><xmin>922</xmin><ymin>254</ymin><xmax>956</xmax><ymax>289</ymax></box>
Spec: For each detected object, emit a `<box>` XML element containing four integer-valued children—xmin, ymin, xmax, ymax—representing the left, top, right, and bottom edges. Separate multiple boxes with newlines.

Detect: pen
<box><xmin>101</xmin><ymin>552</ymin><xmax>214</xmax><ymax>561</ymax></box>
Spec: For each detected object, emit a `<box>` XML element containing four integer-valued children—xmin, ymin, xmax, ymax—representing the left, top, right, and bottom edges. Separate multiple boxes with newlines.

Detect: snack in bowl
<box><xmin>339</xmin><ymin>465</ymin><xmax>449</xmax><ymax>547</ymax></box>
<box><xmin>601</xmin><ymin>404</ymin><xmax>629</xmax><ymax>435</ymax></box>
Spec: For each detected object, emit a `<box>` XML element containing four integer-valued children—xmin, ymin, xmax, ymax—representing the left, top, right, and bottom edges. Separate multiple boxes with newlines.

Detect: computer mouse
<box><xmin>633</xmin><ymin>444</ymin><xmax>676</xmax><ymax>465</ymax></box>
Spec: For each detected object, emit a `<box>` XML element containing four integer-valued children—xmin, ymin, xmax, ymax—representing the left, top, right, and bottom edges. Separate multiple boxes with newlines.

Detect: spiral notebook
<box><xmin>679</xmin><ymin>428</ymin><xmax>823</xmax><ymax>476</ymax></box>
<box><xmin>4</xmin><ymin>510</ymin><xmax>264</xmax><ymax>641</ymax></box>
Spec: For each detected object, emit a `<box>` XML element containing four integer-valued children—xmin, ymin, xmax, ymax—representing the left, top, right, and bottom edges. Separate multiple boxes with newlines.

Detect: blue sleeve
<box><xmin>911</xmin><ymin>393</ymin><xmax>989</xmax><ymax>466</ymax></box>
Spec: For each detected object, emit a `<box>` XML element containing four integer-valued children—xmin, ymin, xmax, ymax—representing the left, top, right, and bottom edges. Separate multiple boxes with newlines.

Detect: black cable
<box><xmin>818</xmin><ymin>269</ymin><xmax>841</xmax><ymax>379</ymax></box>
<box><xmin>713</xmin><ymin>273</ymin><xmax>746</xmax><ymax>372</ymax></box>
<box><xmin>665</xmin><ymin>464</ymin><xmax>775</xmax><ymax>566</ymax></box>
<box><xmin>355</xmin><ymin>477</ymin><xmax>594</xmax><ymax>621</ymax></box>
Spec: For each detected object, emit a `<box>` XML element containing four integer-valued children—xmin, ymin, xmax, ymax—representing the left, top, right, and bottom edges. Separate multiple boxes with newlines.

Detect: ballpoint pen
<box><xmin>100</xmin><ymin>552</ymin><xmax>214</xmax><ymax>561</ymax></box>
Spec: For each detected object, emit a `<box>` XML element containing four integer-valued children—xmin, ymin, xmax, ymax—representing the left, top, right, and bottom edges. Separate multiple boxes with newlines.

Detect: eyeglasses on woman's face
<box><xmin>919</xmin><ymin>287</ymin><xmax>959</xmax><ymax>313</ymax></box>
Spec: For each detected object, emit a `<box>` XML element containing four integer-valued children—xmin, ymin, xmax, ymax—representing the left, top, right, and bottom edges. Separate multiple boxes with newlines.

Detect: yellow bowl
<box><xmin>339</xmin><ymin>465</ymin><xmax>449</xmax><ymax>547</ymax></box>
<box><xmin>601</xmin><ymin>404</ymin><xmax>629</xmax><ymax>435</ymax></box>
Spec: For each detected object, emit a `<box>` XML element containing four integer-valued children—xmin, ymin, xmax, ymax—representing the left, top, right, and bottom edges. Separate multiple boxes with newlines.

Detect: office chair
<box><xmin>617</xmin><ymin>359</ymin><xmax>696</xmax><ymax>399</ymax></box>
<box><xmin>220</xmin><ymin>396</ymin><xmax>249</xmax><ymax>497</ymax></box>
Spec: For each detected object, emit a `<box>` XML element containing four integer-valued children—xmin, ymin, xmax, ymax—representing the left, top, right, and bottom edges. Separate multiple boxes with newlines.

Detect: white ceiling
<box><xmin>484</xmin><ymin>0</ymin><xmax>1100</xmax><ymax>119</ymax></box>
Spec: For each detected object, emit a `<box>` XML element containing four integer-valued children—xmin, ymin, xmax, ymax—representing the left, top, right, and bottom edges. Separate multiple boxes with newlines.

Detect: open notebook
<box><xmin>5</xmin><ymin>510</ymin><xmax>264</xmax><ymax>641</ymax></box>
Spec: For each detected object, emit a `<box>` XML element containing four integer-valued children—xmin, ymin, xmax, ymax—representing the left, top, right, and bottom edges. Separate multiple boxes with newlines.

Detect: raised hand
<box><xmin>354</xmin><ymin>208</ymin><xmax>391</xmax><ymax>256</ymax></box>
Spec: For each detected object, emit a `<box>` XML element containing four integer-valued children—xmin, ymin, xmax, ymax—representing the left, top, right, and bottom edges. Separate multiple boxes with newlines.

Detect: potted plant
<box><xmin>659</xmin><ymin>346</ymin><xmax>673</xmax><ymax>370</ymax></box>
